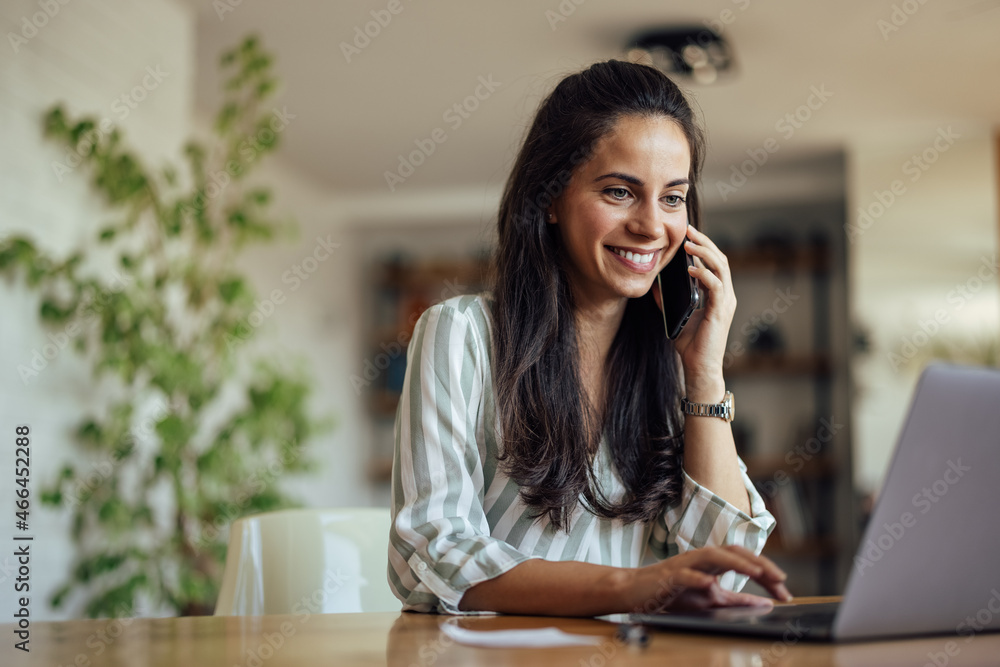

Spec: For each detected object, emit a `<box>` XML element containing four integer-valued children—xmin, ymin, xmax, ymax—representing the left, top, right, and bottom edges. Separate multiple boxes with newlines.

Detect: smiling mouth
<box><xmin>605</xmin><ymin>245</ymin><xmax>658</xmax><ymax>265</ymax></box>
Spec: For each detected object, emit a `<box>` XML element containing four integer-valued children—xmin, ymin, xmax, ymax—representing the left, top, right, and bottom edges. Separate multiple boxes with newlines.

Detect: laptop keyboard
<box><xmin>763</xmin><ymin>602</ymin><xmax>839</xmax><ymax>624</ymax></box>
<box><xmin>631</xmin><ymin>601</ymin><xmax>841</xmax><ymax>641</ymax></box>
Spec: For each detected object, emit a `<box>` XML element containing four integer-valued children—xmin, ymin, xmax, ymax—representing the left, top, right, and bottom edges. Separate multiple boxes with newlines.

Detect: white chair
<box><xmin>214</xmin><ymin>507</ymin><xmax>400</xmax><ymax>615</ymax></box>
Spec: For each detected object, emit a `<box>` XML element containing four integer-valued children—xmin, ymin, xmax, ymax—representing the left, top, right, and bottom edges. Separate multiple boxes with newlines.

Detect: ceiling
<box><xmin>177</xmin><ymin>0</ymin><xmax>1000</xmax><ymax>201</ymax></box>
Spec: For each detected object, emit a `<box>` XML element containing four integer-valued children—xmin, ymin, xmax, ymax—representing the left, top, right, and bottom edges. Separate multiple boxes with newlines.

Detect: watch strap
<box><xmin>682</xmin><ymin>391</ymin><xmax>733</xmax><ymax>421</ymax></box>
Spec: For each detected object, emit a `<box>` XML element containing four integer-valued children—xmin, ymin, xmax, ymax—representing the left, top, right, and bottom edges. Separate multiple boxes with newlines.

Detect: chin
<box><xmin>620</xmin><ymin>283</ymin><xmax>655</xmax><ymax>300</ymax></box>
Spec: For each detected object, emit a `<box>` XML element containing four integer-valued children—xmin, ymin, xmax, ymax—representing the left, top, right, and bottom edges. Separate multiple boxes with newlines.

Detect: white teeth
<box><xmin>611</xmin><ymin>247</ymin><xmax>653</xmax><ymax>264</ymax></box>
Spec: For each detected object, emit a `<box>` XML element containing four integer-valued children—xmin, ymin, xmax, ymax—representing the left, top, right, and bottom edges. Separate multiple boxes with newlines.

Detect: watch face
<box><xmin>728</xmin><ymin>391</ymin><xmax>735</xmax><ymax>422</ymax></box>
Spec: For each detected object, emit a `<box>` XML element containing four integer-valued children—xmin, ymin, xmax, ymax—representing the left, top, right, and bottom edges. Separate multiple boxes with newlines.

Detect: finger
<box><xmin>686</xmin><ymin>224</ymin><xmax>722</xmax><ymax>251</ymax></box>
<box><xmin>673</xmin><ymin>308</ymin><xmax>705</xmax><ymax>352</ymax></box>
<box><xmin>687</xmin><ymin>547</ymin><xmax>771</xmax><ymax>581</ymax></box>
<box><xmin>684</xmin><ymin>574</ymin><xmax>789</xmax><ymax>607</ymax></box>
<box><xmin>686</xmin><ymin>261</ymin><xmax>735</xmax><ymax>318</ymax></box>
<box><xmin>746</xmin><ymin>573</ymin><xmax>793</xmax><ymax>603</ymax></box>
<box><xmin>673</xmin><ymin>550</ymin><xmax>794</xmax><ymax>604</ymax></box>
<box><xmin>671</xmin><ymin>580</ymin><xmax>753</xmax><ymax>611</ymax></box>
<box><xmin>668</xmin><ymin>567</ymin><xmax>717</xmax><ymax>592</ymax></box>
<box><xmin>683</xmin><ymin>228</ymin><xmax>732</xmax><ymax>283</ymax></box>
<box><xmin>683</xmin><ymin>234</ymin><xmax>722</xmax><ymax>262</ymax></box>
<box><xmin>725</xmin><ymin>544</ymin><xmax>792</xmax><ymax>602</ymax></box>
<box><xmin>684</xmin><ymin>227</ymin><xmax>725</xmax><ymax>260</ymax></box>
<box><xmin>750</xmin><ymin>578</ymin><xmax>794</xmax><ymax>603</ymax></box>
<box><xmin>659</xmin><ymin>570</ymin><xmax>722</xmax><ymax>610</ymax></box>
<box><xmin>771</xmin><ymin>581</ymin><xmax>793</xmax><ymax>602</ymax></box>
<box><xmin>687</xmin><ymin>263</ymin><xmax>724</xmax><ymax>293</ymax></box>
<box><xmin>683</xmin><ymin>240</ymin><xmax>732</xmax><ymax>286</ymax></box>
<box><xmin>646</xmin><ymin>568</ymin><xmax>715</xmax><ymax>611</ymax></box>
<box><xmin>722</xmin><ymin>545</ymin><xmax>787</xmax><ymax>582</ymax></box>
<box><xmin>716</xmin><ymin>589</ymin><xmax>775</xmax><ymax>609</ymax></box>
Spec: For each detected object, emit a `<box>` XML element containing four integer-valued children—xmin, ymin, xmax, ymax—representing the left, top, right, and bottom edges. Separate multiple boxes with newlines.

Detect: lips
<box><xmin>605</xmin><ymin>245</ymin><xmax>659</xmax><ymax>272</ymax></box>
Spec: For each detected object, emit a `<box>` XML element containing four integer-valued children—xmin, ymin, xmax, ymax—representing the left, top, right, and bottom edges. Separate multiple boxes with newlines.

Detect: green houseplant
<box><xmin>0</xmin><ymin>36</ymin><xmax>330</xmax><ymax>617</ymax></box>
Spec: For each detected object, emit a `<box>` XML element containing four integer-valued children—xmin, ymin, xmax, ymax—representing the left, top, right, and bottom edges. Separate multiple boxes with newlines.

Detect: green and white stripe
<box><xmin>388</xmin><ymin>293</ymin><xmax>776</xmax><ymax>614</ymax></box>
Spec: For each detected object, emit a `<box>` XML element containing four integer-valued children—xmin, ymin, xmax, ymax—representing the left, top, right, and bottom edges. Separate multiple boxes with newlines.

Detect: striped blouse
<box><xmin>388</xmin><ymin>293</ymin><xmax>776</xmax><ymax>614</ymax></box>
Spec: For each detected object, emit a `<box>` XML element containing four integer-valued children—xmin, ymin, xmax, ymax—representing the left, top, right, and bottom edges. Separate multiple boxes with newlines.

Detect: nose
<box><xmin>625</xmin><ymin>197</ymin><xmax>667</xmax><ymax>241</ymax></box>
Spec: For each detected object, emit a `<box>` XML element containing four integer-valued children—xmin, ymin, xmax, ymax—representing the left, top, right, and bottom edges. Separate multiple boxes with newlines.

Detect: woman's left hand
<box><xmin>651</xmin><ymin>224</ymin><xmax>736</xmax><ymax>400</ymax></box>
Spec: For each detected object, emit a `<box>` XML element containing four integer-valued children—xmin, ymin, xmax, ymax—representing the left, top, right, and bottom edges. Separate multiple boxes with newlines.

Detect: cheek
<box><xmin>569</xmin><ymin>206</ymin><xmax>618</xmax><ymax>243</ymax></box>
<box><xmin>671</xmin><ymin>208</ymin><xmax>690</xmax><ymax>232</ymax></box>
<box><xmin>667</xmin><ymin>214</ymin><xmax>688</xmax><ymax>245</ymax></box>
<box><xmin>658</xmin><ymin>226</ymin><xmax>688</xmax><ymax>272</ymax></box>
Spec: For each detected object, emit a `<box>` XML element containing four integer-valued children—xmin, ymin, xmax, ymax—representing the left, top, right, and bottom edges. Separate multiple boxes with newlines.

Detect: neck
<box><xmin>572</xmin><ymin>288</ymin><xmax>627</xmax><ymax>371</ymax></box>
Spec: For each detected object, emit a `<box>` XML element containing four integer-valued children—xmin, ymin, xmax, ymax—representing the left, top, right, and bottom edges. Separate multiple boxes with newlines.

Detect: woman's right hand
<box><xmin>624</xmin><ymin>544</ymin><xmax>792</xmax><ymax>612</ymax></box>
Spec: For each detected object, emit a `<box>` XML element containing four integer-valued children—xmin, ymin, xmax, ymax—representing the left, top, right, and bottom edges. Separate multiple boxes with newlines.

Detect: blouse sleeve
<box><xmin>647</xmin><ymin>456</ymin><xmax>776</xmax><ymax>593</ymax></box>
<box><xmin>387</xmin><ymin>300</ymin><xmax>534</xmax><ymax>614</ymax></box>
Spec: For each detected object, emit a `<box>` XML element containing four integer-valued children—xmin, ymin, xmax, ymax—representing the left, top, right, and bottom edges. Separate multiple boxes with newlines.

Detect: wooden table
<box><xmin>9</xmin><ymin>597</ymin><xmax>1000</xmax><ymax>666</ymax></box>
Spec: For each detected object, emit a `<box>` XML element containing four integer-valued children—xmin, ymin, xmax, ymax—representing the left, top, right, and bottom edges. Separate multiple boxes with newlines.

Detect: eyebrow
<box><xmin>594</xmin><ymin>172</ymin><xmax>690</xmax><ymax>188</ymax></box>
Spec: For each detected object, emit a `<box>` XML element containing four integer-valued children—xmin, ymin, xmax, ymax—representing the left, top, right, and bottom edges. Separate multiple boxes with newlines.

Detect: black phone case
<box><xmin>658</xmin><ymin>247</ymin><xmax>700</xmax><ymax>340</ymax></box>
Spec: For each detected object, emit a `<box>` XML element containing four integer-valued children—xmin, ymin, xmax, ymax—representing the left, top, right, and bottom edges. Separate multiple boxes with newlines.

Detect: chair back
<box><xmin>214</xmin><ymin>507</ymin><xmax>400</xmax><ymax>615</ymax></box>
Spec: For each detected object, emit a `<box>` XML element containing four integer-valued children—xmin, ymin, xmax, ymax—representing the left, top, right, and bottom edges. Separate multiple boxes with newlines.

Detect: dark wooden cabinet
<box><xmin>363</xmin><ymin>252</ymin><xmax>490</xmax><ymax>480</ymax></box>
<box><xmin>709</xmin><ymin>199</ymin><xmax>855</xmax><ymax>596</ymax></box>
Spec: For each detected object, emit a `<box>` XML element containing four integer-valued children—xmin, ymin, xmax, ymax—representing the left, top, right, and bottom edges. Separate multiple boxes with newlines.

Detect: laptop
<box><xmin>631</xmin><ymin>363</ymin><xmax>1000</xmax><ymax>642</ymax></box>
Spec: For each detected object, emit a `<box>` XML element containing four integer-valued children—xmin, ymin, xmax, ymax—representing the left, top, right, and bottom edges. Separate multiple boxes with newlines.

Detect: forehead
<box><xmin>581</xmin><ymin>115</ymin><xmax>691</xmax><ymax>178</ymax></box>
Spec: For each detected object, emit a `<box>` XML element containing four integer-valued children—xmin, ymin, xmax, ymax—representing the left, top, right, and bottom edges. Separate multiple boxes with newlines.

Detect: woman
<box><xmin>388</xmin><ymin>59</ymin><xmax>791</xmax><ymax>616</ymax></box>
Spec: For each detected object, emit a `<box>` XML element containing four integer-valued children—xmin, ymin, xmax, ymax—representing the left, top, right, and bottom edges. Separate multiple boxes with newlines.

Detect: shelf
<box><xmin>368</xmin><ymin>456</ymin><xmax>394</xmax><ymax>483</ymax></box>
<box><xmin>375</xmin><ymin>258</ymin><xmax>488</xmax><ymax>290</ymax></box>
<box><xmin>725</xmin><ymin>245</ymin><xmax>830</xmax><ymax>273</ymax></box>
<box><xmin>370</xmin><ymin>389</ymin><xmax>400</xmax><ymax>419</ymax></box>
<box><xmin>727</xmin><ymin>353</ymin><xmax>831</xmax><ymax>377</ymax></box>
<box><xmin>372</xmin><ymin>325</ymin><xmax>413</xmax><ymax>344</ymax></box>
<box><xmin>764</xmin><ymin>537</ymin><xmax>838</xmax><ymax>559</ymax></box>
<box><xmin>744</xmin><ymin>455</ymin><xmax>838</xmax><ymax>481</ymax></box>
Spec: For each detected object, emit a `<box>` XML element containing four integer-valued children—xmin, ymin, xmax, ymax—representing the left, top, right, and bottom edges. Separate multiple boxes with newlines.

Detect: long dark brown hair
<box><xmin>490</xmin><ymin>59</ymin><xmax>706</xmax><ymax>529</ymax></box>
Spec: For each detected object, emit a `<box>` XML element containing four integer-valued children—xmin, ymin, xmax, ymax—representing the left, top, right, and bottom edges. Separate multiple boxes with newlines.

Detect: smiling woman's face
<box><xmin>551</xmin><ymin>114</ymin><xmax>692</xmax><ymax>309</ymax></box>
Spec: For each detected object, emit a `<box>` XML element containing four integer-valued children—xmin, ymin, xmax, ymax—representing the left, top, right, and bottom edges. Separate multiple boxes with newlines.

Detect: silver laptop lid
<box><xmin>835</xmin><ymin>363</ymin><xmax>1000</xmax><ymax>640</ymax></box>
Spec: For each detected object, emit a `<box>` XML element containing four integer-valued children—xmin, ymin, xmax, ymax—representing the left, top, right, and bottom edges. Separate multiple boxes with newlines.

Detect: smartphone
<box><xmin>657</xmin><ymin>243</ymin><xmax>700</xmax><ymax>340</ymax></box>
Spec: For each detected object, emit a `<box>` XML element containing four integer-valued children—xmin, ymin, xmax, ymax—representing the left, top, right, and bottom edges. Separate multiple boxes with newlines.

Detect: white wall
<box><xmin>848</xmin><ymin>125</ymin><xmax>999</xmax><ymax>494</ymax></box>
<box><xmin>0</xmin><ymin>0</ymin><xmax>193</xmax><ymax>621</ymax></box>
<box><xmin>0</xmin><ymin>0</ymin><xmax>399</xmax><ymax>621</ymax></box>
<box><xmin>0</xmin><ymin>0</ymin><xmax>501</xmax><ymax>621</ymax></box>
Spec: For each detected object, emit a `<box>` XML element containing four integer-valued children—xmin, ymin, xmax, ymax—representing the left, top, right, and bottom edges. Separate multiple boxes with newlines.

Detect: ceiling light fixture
<box><xmin>626</xmin><ymin>26</ymin><xmax>734</xmax><ymax>85</ymax></box>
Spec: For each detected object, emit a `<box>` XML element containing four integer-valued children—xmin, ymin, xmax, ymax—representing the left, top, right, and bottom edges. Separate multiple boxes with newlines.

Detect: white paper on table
<box><xmin>440</xmin><ymin>622</ymin><xmax>603</xmax><ymax>648</ymax></box>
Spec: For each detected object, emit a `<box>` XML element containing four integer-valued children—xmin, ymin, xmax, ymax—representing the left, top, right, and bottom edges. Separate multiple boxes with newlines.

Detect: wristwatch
<box><xmin>682</xmin><ymin>390</ymin><xmax>735</xmax><ymax>422</ymax></box>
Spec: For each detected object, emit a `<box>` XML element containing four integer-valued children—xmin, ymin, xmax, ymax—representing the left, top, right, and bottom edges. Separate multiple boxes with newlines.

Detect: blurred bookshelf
<box><xmin>728</xmin><ymin>353</ymin><xmax>831</xmax><ymax>376</ymax></box>
<box><xmin>363</xmin><ymin>251</ymin><xmax>490</xmax><ymax>481</ymax></box>
<box><xmin>711</xmin><ymin>198</ymin><xmax>856</xmax><ymax>597</ymax></box>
